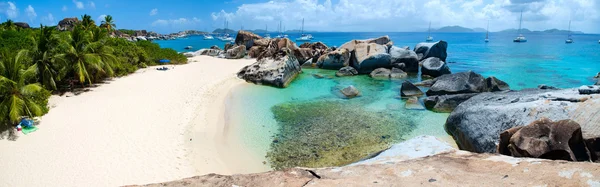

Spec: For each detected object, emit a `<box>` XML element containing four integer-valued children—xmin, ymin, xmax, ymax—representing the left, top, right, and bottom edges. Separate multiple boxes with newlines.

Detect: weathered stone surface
<box><xmin>389</xmin><ymin>46</ymin><xmax>419</xmax><ymax>73</ymax></box>
<box><xmin>339</xmin><ymin>36</ymin><xmax>391</xmax><ymax>52</ymax></box>
<box><xmin>237</xmin><ymin>54</ymin><xmax>301</xmax><ymax>88</ymax></box>
<box><xmin>424</xmin><ymin>93</ymin><xmax>478</xmax><ymax>113</ymax></box>
<box><xmin>293</xmin><ymin>48</ymin><xmax>314</xmax><ymax>65</ymax></box>
<box><xmin>57</xmin><ymin>17</ymin><xmax>80</xmax><ymax>31</ymax></box>
<box><xmin>426</xmin><ymin>71</ymin><xmax>487</xmax><ymax>96</ymax></box>
<box><xmin>446</xmin><ymin>88</ymin><xmax>600</xmax><ymax>153</ymax></box>
<box><xmin>414</xmin><ymin>79</ymin><xmax>436</xmax><ymax>87</ymax></box>
<box><xmin>579</xmin><ymin>85</ymin><xmax>600</xmax><ymax>95</ymax></box>
<box><xmin>421</xmin><ymin>57</ymin><xmax>451</xmax><ymax>78</ymax></box>
<box><xmin>538</xmin><ymin>84</ymin><xmax>558</xmax><ymax>90</ymax></box>
<box><xmin>235</xmin><ymin>30</ymin><xmax>263</xmax><ymax>50</ymax></box>
<box><xmin>594</xmin><ymin>72</ymin><xmax>600</xmax><ymax>78</ymax></box>
<box><xmin>389</xmin><ymin>67</ymin><xmax>407</xmax><ymax>79</ymax></box>
<box><xmin>135</xmin><ymin>136</ymin><xmax>600</xmax><ymax>187</ymax></box>
<box><xmin>300</xmin><ymin>42</ymin><xmax>328</xmax><ymax>50</ymax></box>
<box><xmin>414</xmin><ymin>41</ymin><xmax>448</xmax><ymax>61</ymax></box>
<box><xmin>369</xmin><ymin>68</ymin><xmax>391</xmax><ymax>79</ymax></box>
<box><xmin>316</xmin><ymin>49</ymin><xmax>351</xmax><ymax>70</ymax></box>
<box><xmin>400</xmin><ymin>81</ymin><xmax>424</xmax><ymax>97</ymax></box>
<box><xmin>340</xmin><ymin>85</ymin><xmax>360</xmax><ymax>99</ymax></box>
<box><xmin>248</xmin><ymin>46</ymin><xmax>264</xmax><ymax>58</ymax></box>
<box><xmin>596</xmin><ymin>79</ymin><xmax>600</xmax><ymax>85</ymax></box>
<box><xmin>253</xmin><ymin>38</ymin><xmax>271</xmax><ymax>47</ymax></box>
<box><xmin>225</xmin><ymin>45</ymin><xmax>246</xmax><ymax>59</ymax></box>
<box><xmin>498</xmin><ymin>118</ymin><xmax>593</xmax><ymax>161</ymax></box>
<box><xmin>198</xmin><ymin>49</ymin><xmax>223</xmax><ymax>57</ymax></box>
<box><xmin>224</xmin><ymin>43</ymin><xmax>234</xmax><ymax>51</ymax></box>
<box><xmin>352</xmin><ymin>43</ymin><xmax>391</xmax><ymax>74</ymax></box>
<box><xmin>14</xmin><ymin>22</ymin><xmax>30</xmax><ymax>29</ymax></box>
<box><xmin>487</xmin><ymin>76</ymin><xmax>510</xmax><ymax>92</ymax></box>
<box><xmin>405</xmin><ymin>96</ymin><xmax>425</xmax><ymax>110</ymax></box>
<box><xmin>335</xmin><ymin>66</ymin><xmax>358</xmax><ymax>77</ymax></box>
<box><xmin>209</xmin><ymin>45</ymin><xmax>221</xmax><ymax>50</ymax></box>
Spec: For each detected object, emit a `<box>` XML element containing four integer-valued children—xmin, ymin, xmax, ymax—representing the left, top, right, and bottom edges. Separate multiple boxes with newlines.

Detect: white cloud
<box><xmin>0</xmin><ymin>1</ymin><xmax>19</xmax><ymax>19</ymax></box>
<box><xmin>88</xmin><ymin>1</ymin><xmax>95</xmax><ymax>9</ymax></box>
<box><xmin>151</xmin><ymin>17</ymin><xmax>201</xmax><ymax>27</ymax></box>
<box><xmin>149</xmin><ymin>8</ymin><xmax>158</xmax><ymax>16</ymax></box>
<box><xmin>41</xmin><ymin>13</ymin><xmax>55</xmax><ymax>25</ymax></box>
<box><xmin>62</xmin><ymin>5</ymin><xmax>68</xmax><ymax>11</ymax></box>
<box><xmin>25</xmin><ymin>5</ymin><xmax>36</xmax><ymax>21</ymax></box>
<box><xmin>73</xmin><ymin>0</ymin><xmax>84</xmax><ymax>9</ymax></box>
<box><xmin>97</xmin><ymin>14</ymin><xmax>106</xmax><ymax>22</ymax></box>
<box><xmin>210</xmin><ymin>0</ymin><xmax>600</xmax><ymax>33</ymax></box>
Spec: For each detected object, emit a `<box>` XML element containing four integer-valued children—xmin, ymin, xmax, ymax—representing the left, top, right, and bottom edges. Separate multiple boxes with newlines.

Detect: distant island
<box><xmin>430</xmin><ymin>25</ymin><xmax>584</xmax><ymax>34</ymax></box>
<box><xmin>212</xmin><ymin>28</ymin><xmax>237</xmax><ymax>34</ymax></box>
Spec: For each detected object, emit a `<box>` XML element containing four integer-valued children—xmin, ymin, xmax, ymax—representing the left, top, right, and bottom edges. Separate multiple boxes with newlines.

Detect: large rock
<box><xmin>426</xmin><ymin>71</ymin><xmax>487</xmax><ymax>96</ymax></box>
<box><xmin>400</xmin><ymin>81</ymin><xmax>424</xmax><ymax>97</ymax></box>
<box><xmin>57</xmin><ymin>17</ymin><xmax>80</xmax><ymax>31</ymax></box>
<box><xmin>423</xmin><ymin>93</ymin><xmax>478</xmax><ymax>113</ymax></box>
<box><xmin>209</xmin><ymin>45</ymin><xmax>221</xmax><ymax>50</ymax></box>
<box><xmin>225</xmin><ymin>45</ymin><xmax>246</xmax><ymax>59</ymax></box>
<box><xmin>369</xmin><ymin>68</ymin><xmax>391</xmax><ymax>79</ymax></box>
<box><xmin>339</xmin><ymin>36</ymin><xmax>391</xmax><ymax>52</ymax></box>
<box><xmin>300</xmin><ymin>42</ymin><xmax>328</xmax><ymax>50</ymax></box>
<box><xmin>335</xmin><ymin>66</ymin><xmax>358</xmax><ymax>77</ymax></box>
<box><xmin>340</xmin><ymin>85</ymin><xmax>360</xmax><ymax>99</ymax></box>
<box><xmin>352</xmin><ymin>43</ymin><xmax>391</xmax><ymax>74</ymax></box>
<box><xmin>498</xmin><ymin>118</ymin><xmax>593</xmax><ymax>161</ymax></box>
<box><xmin>224</xmin><ymin>43</ymin><xmax>234</xmax><ymax>51</ymax></box>
<box><xmin>237</xmin><ymin>54</ymin><xmax>301</xmax><ymax>88</ymax></box>
<box><xmin>198</xmin><ymin>49</ymin><xmax>223</xmax><ymax>57</ymax></box>
<box><xmin>414</xmin><ymin>41</ymin><xmax>448</xmax><ymax>61</ymax></box>
<box><xmin>14</xmin><ymin>22</ymin><xmax>30</xmax><ymax>29</ymax></box>
<box><xmin>253</xmin><ymin>38</ymin><xmax>271</xmax><ymax>47</ymax></box>
<box><xmin>248</xmin><ymin>46</ymin><xmax>264</xmax><ymax>58</ymax></box>
<box><xmin>389</xmin><ymin>46</ymin><xmax>419</xmax><ymax>73</ymax></box>
<box><xmin>389</xmin><ymin>67</ymin><xmax>407</xmax><ymax>79</ymax></box>
<box><xmin>421</xmin><ymin>57</ymin><xmax>451</xmax><ymax>78</ymax></box>
<box><xmin>235</xmin><ymin>30</ymin><xmax>263</xmax><ymax>50</ymax></box>
<box><xmin>445</xmin><ymin>88</ymin><xmax>600</xmax><ymax>153</ymax></box>
<box><xmin>486</xmin><ymin>76</ymin><xmax>510</xmax><ymax>92</ymax></box>
<box><xmin>405</xmin><ymin>96</ymin><xmax>425</xmax><ymax>110</ymax></box>
<box><xmin>293</xmin><ymin>48</ymin><xmax>314</xmax><ymax>65</ymax></box>
<box><xmin>316</xmin><ymin>49</ymin><xmax>351</xmax><ymax>70</ymax></box>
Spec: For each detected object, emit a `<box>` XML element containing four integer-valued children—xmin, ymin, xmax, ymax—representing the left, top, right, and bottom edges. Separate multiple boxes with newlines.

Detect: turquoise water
<box><xmin>157</xmin><ymin>32</ymin><xmax>600</xmax><ymax>168</ymax></box>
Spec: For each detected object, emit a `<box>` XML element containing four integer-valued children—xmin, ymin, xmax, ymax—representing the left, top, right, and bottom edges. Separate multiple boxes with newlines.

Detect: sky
<box><xmin>1</xmin><ymin>0</ymin><xmax>598</xmax><ymax>34</ymax></box>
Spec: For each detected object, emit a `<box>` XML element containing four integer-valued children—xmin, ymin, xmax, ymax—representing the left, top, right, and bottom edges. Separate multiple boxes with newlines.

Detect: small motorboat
<box><xmin>184</xmin><ymin>46</ymin><xmax>193</xmax><ymax>50</ymax></box>
<box><xmin>203</xmin><ymin>34</ymin><xmax>214</xmax><ymax>40</ymax></box>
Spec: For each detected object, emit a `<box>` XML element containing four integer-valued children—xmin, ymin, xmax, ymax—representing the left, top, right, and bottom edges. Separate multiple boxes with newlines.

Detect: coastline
<box><xmin>0</xmin><ymin>56</ymin><xmax>259</xmax><ymax>186</ymax></box>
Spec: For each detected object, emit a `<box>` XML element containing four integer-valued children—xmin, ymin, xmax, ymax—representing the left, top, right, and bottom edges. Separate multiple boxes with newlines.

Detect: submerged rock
<box><xmin>340</xmin><ymin>85</ymin><xmax>360</xmax><ymax>99</ymax></box>
<box><xmin>225</xmin><ymin>45</ymin><xmax>247</xmax><ymax>59</ymax></box>
<box><xmin>405</xmin><ymin>97</ymin><xmax>425</xmax><ymax>110</ymax></box>
<box><xmin>237</xmin><ymin>54</ymin><xmax>301</xmax><ymax>88</ymax></box>
<box><xmin>400</xmin><ymin>81</ymin><xmax>424</xmax><ymax>97</ymax></box>
<box><xmin>389</xmin><ymin>46</ymin><xmax>419</xmax><ymax>73</ymax></box>
<box><xmin>235</xmin><ymin>30</ymin><xmax>262</xmax><ymax>49</ymax></box>
<box><xmin>389</xmin><ymin>67</ymin><xmax>407</xmax><ymax>79</ymax></box>
<box><xmin>336</xmin><ymin>66</ymin><xmax>358</xmax><ymax>77</ymax></box>
<box><xmin>446</xmin><ymin>88</ymin><xmax>600</xmax><ymax>153</ymax></box>
<box><xmin>369</xmin><ymin>68</ymin><xmax>391</xmax><ymax>79</ymax></box>
<box><xmin>316</xmin><ymin>49</ymin><xmax>351</xmax><ymax>70</ymax></box>
<box><xmin>414</xmin><ymin>41</ymin><xmax>448</xmax><ymax>61</ymax></box>
<box><xmin>424</xmin><ymin>93</ymin><xmax>478</xmax><ymax>113</ymax></box>
<box><xmin>498</xmin><ymin>118</ymin><xmax>593</xmax><ymax>161</ymax></box>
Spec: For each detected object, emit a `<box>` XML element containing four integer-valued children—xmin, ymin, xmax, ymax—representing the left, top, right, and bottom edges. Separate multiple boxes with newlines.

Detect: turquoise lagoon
<box><xmin>157</xmin><ymin>32</ymin><xmax>600</xmax><ymax>169</ymax></box>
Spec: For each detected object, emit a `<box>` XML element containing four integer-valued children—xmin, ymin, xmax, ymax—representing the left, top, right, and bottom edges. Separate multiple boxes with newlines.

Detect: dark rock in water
<box><xmin>369</xmin><ymin>68</ymin><xmax>391</xmax><ymax>79</ymax></box>
<box><xmin>421</xmin><ymin>57</ymin><xmax>451</xmax><ymax>78</ymax></box>
<box><xmin>224</xmin><ymin>43</ymin><xmax>234</xmax><ymax>51</ymax></box>
<box><xmin>312</xmin><ymin>74</ymin><xmax>325</xmax><ymax>79</ymax></box>
<box><xmin>498</xmin><ymin>118</ymin><xmax>593</xmax><ymax>162</ymax></box>
<box><xmin>389</xmin><ymin>46</ymin><xmax>419</xmax><ymax>73</ymax></box>
<box><xmin>317</xmin><ymin>49</ymin><xmax>351</xmax><ymax>70</ymax></box>
<box><xmin>486</xmin><ymin>76</ymin><xmax>510</xmax><ymax>92</ymax></box>
<box><xmin>237</xmin><ymin>53</ymin><xmax>301</xmax><ymax>88</ymax></box>
<box><xmin>445</xmin><ymin>88</ymin><xmax>600</xmax><ymax>153</ymax></box>
<box><xmin>352</xmin><ymin>43</ymin><xmax>391</xmax><ymax>74</ymax></box>
<box><xmin>426</xmin><ymin>71</ymin><xmax>487</xmax><ymax>96</ymax></box>
<box><xmin>389</xmin><ymin>68</ymin><xmax>407</xmax><ymax>79</ymax></box>
<box><xmin>210</xmin><ymin>45</ymin><xmax>221</xmax><ymax>50</ymax></box>
<box><xmin>393</xmin><ymin>63</ymin><xmax>406</xmax><ymax>72</ymax></box>
<box><xmin>414</xmin><ymin>41</ymin><xmax>448</xmax><ymax>61</ymax></box>
<box><xmin>15</xmin><ymin>22</ymin><xmax>30</xmax><ymax>29</ymax></box>
<box><xmin>225</xmin><ymin>45</ymin><xmax>247</xmax><ymax>59</ymax></box>
<box><xmin>538</xmin><ymin>84</ymin><xmax>558</xmax><ymax>90</ymax></box>
<box><xmin>579</xmin><ymin>85</ymin><xmax>600</xmax><ymax>94</ymax></box>
<box><xmin>248</xmin><ymin>46</ymin><xmax>265</xmax><ymax>58</ymax></box>
<box><xmin>594</xmin><ymin>72</ymin><xmax>600</xmax><ymax>78</ymax></box>
<box><xmin>405</xmin><ymin>96</ymin><xmax>425</xmax><ymax>110</ymax></box>
<box><xmin>235</xmin><ymin>30</ymin><xmax>262</xmax><ymax>50</ymax></box>
<box><xmin>293</xmin><ymin>48</ymin><xmax>314</xmax><ymax>65</ymax></box>
<box><xmin>424</xmin><ymin>93</ymin><xmax>478</xmax><ymax>113</ymax></box>
<box><xmin>340</xmin><ymin>85</ymin><xmax>360</xmax><ymax>99</ymax></box>
<box><xmin>400</xmin><ymin>81</ymin><xmax>424</xmax><ymax>97</ymax></box>
<box><xmin>336</xmin><ymin>66</ymin><xmax>358</xmax><ymax>77</ymax></box>
<box><xmin>414</xmin><ymin>79</ymin><xmax>436</xmax><ymax>87</ymax></box>
<box><xmin>596</xmin><ymin>79</ymin><xmax>600</xmax><ymax>85</ymax></box>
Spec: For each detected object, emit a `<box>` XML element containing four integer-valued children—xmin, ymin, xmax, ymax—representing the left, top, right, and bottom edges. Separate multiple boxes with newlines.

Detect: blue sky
<box><xmin>1</xmin><ymin>0</ymin><xmax>599</xmax><ymax>34</ymax></box>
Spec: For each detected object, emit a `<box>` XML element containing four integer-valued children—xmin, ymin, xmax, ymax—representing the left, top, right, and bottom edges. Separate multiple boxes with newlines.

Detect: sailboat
<box><xmin>217</xmin><ymin>20</ymin><xmax>234</xmax><ymax>42</ymax></box>
<box><xmin>485</xmin><ymin>20</ymin><xmax>489</xmax><ymax>43</ymax></box>
<box><xmin>513</xmin><ymin>11</ymin><xmax>527</xmax><ymax>43</ymax></box>
<box><xmin>203</xmin><ymin>28</ymin><xmax>214</xmax><ymax>40</ymax></box>
<box><xmin>565</xmin><ymin>20</ymin><xmax>573</xmax><ymax>44</ymax></box>
<box><xmin>296</xmin><ymin>18</ymin><xmax>312</xmax><ymax>42</ymax></box>
<box><xmin>264</xmin><ymin>25</ymin><xmax>271</xmax><ymax>39</ymax></box>
<box><xmin>426</xmin><ymin>22</ymin><xmax>433</xmax><ymax>42</ymax></box>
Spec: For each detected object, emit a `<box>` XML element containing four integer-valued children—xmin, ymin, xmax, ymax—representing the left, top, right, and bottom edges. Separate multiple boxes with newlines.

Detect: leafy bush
<box><xmin>136</xmin><ymin>40</ymin><xmax>187</xmax><ymax>65</ymax></box>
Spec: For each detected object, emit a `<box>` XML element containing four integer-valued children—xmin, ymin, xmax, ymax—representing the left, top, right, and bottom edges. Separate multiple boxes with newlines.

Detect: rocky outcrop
<box><xmin>57</xmin><ymin>17</ymin><xmax>80</xmax><ymax>31</ymax></box>
<box><xmin>224</xmin><ymin>43</ymin><xmax>234</xmax><ymax>51</ymax></box>
<box><xmin>446</xmin><ymin>88</ymin><xmax>600</xmax><ymax>153</ymax></box>
<box><xmin>426</xmin><ymin>71</ymin><xmax>509</xmax><ymax>96</ymax></box>
<box><xmin>340</xmin><ymin>85</ymin><xmax>360</xmax><ymax>99</ymax></box>
<box><xmin>14</xmin><ymin>22</ymin><xmax>30</xmax><ymax>29</ymax></box>
<box><xmin>293</xmin><ymin>48</ymin><xmax>314</xmax><ymax>65</ymax></box>
<box><xmin>186</xmin><ymin>49</ymin><xmax>222</xmax><ymax>57</ymax></box>
<box><xmin>235</xmin><ymin>31</ymin><xmax>263</xmax><ymax>50</ymax></box>
<box><xmin>225</xmin><ymin>45</ymin><xmax>246</xmax><ymax>59</ymax></box>
<box><xmin>400</xmin><ymin>81</ymin><xmax>424</xmax><ymax>97</ymax></box>
<box><xmin>133</xmin><ymin>136</ymin><xmax>600</xmax><ymax>187</ymax></box>
<box><xmin>210</xmin><ymin>45</ymin><xmax>221</xmax><ymax>50</ymax></box>
<box><xmin>424</xmin><ymin>93</ymin><xmax>478</xmax><ymax>113</ymax></box>
<box><xmin>486</xmin><ymin>76</ymin><xmax>510</xmax><ymax>92</ymax></box>
<box><xmin>414</xmin><ymin>41</ymin><xmax>448</xmax><ymax>61</ymax></box>
<box><xmin>237</xmin><ymin>53</ymin><xmax>301</xmax><ymax>88</ymax></box>
<box><xmin>316</xmin><ymin>49</ymin><xmax>351</xmax><ymax>70</ymax></box>
<box><xmin>352</xmin><ymin>43</ymin><xmax>391</xmax><ymax>74</ymax></box>
<box><xmin>421</xmin><ymin>57</ymin><xmax>451</xmax><ymax>78</ymax></box>
<box><xmin>248</xmin><ymin>46</ymin><xmax>264</xmax><ymax>58</ymax></box>
<box><xmin>335</xmin><ymin>66</ymin><xmax>358</xmax><ymax>77</ymax></box>
<box><xmin>498</xmin><ymin>118</ymin><xmax>594</xmax><ymax>162</ymax></box>
<box><xmin>389</xmin><ymin>46</ymin><xmax>419</xmax><ymax>73</ymax></box>
<box><xmin>300</xmin><ymin>42</ymin><xmax>328</xmax><ymax>50</ymax></box>
<box><xmin>390</xmin><ymin>67</ymin><xmax>407</xmax><ymax>79</ymax></box>
<box><xmin>369</xmin><ymin>68</ymin><xmax>391</xmax><ymax>79</ymax></box>
<box><xmin>339</xmin><ymin>36</ymin><xmax>391</xmax><ymax>51</ymax></box>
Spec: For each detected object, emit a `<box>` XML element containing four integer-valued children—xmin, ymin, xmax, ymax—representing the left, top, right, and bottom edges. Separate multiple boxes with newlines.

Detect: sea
<box><xmin>155</xmin><ymin>32</ymin><xmax>600</xmax><ymax>168</ymax></box>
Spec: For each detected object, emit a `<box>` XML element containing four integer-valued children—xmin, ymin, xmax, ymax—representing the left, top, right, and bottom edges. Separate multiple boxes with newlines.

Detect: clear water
<box><xmin>156</xmin><ymin>32</ymin><xmax>600</xmax><ymax>167</ymax></box>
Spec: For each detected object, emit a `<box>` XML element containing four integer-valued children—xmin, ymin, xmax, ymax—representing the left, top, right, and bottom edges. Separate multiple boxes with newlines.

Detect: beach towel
<box><xmin>22</xmin><ymin>126</ymin><xmax>38</xmax><ymax>135</ymax></box>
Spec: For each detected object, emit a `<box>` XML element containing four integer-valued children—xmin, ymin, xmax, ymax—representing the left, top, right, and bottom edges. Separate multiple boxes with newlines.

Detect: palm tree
<box><xmin>19</xmin><ymin>25</ymin><xmax>60</xmax><ymax>90</ymax></box>
<box><xmin>101</xmin><ymin>15</ymin><xmax>116</xmax><ymax>33</ymax></box>
<box><xmin>54</xmin><ymin>25</ymin><xmax>114</xmax><ymax>86</ymax></box>
<box><xmin>80</xmin><ymin>14</ymin><xmax>96</xmax><ymax>30</ymax></box>
<box><xmin>0</xmin><ymin>51</ymin><xmax>45</xmax><ymax>127</ymax></box>
<box><xmin>2</xmin><ymin>20</ymin><xmax>17</xmax><ymax>31</ymax></box>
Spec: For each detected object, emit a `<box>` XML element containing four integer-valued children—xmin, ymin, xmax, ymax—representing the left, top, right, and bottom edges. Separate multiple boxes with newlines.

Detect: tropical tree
<box><xmin>2</xmin><ymin>20</ymin><xmax>17</xmax><ymax>31</ymax></box>
<box><xmin>19</xmin><ymin>25</ymin><xmax>60</xmax><ymax>90</ymax></box>
<box><xmin>80</xmin><ymin>14</ymin><xmax>96</xmax><ymax>30</ymax></box>
<box><xmin>0</xmin><ymin>51</ymin><xmax>46</xmax><ymax>127</ymax></box>
<box><xmin>100</xmin><ymin>15</ymin><xmax>116</xmax><ymax>32</ymax></box>
<box><xmin>54</xmin><ymin>25</ymin><xmax>114</xmax><ymax>86</ymax></box>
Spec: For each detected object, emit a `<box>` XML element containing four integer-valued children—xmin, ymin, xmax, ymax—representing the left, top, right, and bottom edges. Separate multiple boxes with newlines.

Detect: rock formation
<box><xmin>237</xmin><ymin>51</ymin><xmax>301</xmax><ymax>88</ymax></box>
<box><xmin>389</xmin><ymin>46</ymin><xmax>419</xmax><ymax>73</ymax></box>
<box><xmin>421</xmin><ymin>57</ymin><xmax>451</xmax><ymax>78</ymax></box>
<box><xmin>57</xmin><ymin>17</ymin><xmax>80</xmax><ymax>31</ymax></box>
<box><xmin>235</xmin><ymin>31</ymin><xmax>263</xmax><ymax>50</ymax></box>
<box><xmin>225</xmin><ymin>45</ymin><xmax>246</xmax><ymax>59</ymax></box>
<box><xmin>425</xmin><ymin>71</ymin><xmax>509</xmax><ymax>96</ymax></box>
<box><xmin>14</xmin><ymin>22</ymin><xmax>30</xmax><ymax>29</ymax></box>
<box><xmin>400</xmin><ymin>81</ymin><xmax>424</xmax><ymax>97</ymax></box>
<box><xmin>335</xmin><ymin>66</ymin><xmax>358</xmax><ymax>77</ymax></box>
<box><xmin>414</xmin><ymin>41</ymin><xmax>448</xmax><ymax>61</ymax></box>
<box><xmin>340</xmin><ymin>85</ymin><xmax>360</xmax><ymax>99</ymax></box>
<box><xmin>316</xmin><ymin>49</ymin><xmax>351</xmax><ymax>70</ymax></box>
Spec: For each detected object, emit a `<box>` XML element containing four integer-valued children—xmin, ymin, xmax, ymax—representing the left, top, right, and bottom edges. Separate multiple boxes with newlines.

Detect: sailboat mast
<box><xmin>301</xmin><ymin>18</ymin><xmax>304</xmax><ymax>35</ymax></box>
<box><xmin>486</xmin><ymin>20</ymin><xmax>489</xmax><ymax>39</ymax></box>
<box><xmin>518</xmin><ymin>11</ymin><xmax>523</xmax><ymax>35</ymax></box>
<box><xmin>568</xmin><ymin>20</ymin><xmax>571</xmax><ymax>37</ymax></box>
<box><xmin>428</xmin><ymin>22</ymin><xmax>431</xmax><ymax>37</ymax></box>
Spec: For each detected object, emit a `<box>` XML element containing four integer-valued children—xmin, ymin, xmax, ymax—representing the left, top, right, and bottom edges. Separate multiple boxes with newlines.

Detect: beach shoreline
<box><xmin>0</xmin><ymin>56</ymin><xmax>262</xmax><ymax>187</ymax></box>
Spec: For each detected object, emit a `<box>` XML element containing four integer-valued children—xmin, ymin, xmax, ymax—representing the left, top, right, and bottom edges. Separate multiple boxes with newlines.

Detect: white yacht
<box><xmin>513</xmin><ymin>11</ymin><xmax>527</xmax><ymax>43</ymax></box>
<box><xmin>203</xmin><ymin>34</ymin><xmax>214</xmax><ymax>40</ymax></box>
<box><xmin>485</xmin><ymin>20</ymin><xmax>489</xmax><ymax>43</ymax></box>
<box><xmin>565</xmin><ymin>20</ymin><xmax>573</xmax><ymax>44</ymax></box>
<box><xmin>295</xmin><ymin>18</ymin><xmax>312</xmax><ymax>42</ymax></box>
<box><xmin>426</xmin><ymin>22</ymin><xmax>433</xmax><ymax>42</ymax></box>
<box><xmin>217</xmin><ymin>20</ymin><xmax>234</xmax><ymax>42</ymax></box>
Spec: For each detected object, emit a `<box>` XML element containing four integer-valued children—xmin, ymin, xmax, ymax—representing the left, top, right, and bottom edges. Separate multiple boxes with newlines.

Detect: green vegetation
<box><xmin>266</xmin><ymin>100</ymin><xmax>415</xmax><ymax>170</ymax></box>
<box><xmin>0</xmin><ymin>15</ymin><xmax>186</xmax><ymax>133</ymax></box>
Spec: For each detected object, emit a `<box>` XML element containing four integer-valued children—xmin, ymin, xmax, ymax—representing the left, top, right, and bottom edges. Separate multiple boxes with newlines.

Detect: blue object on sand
<box><xmin>19</xmin><ymin>118</ymin><xmax>34</xmax><ymax>128</ymax></box>
<box><xmin>159</xmin><ymin>59</ymin><xmax>170</xmax><ymax>63</ymax></box>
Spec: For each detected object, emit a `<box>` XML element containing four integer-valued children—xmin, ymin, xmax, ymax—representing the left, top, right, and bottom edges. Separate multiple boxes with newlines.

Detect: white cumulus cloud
<box><xmin>73</xmin><ymin>0</ymin><xmax>84</xmax><ymax>9</ymax></box>
<box><xmin>88</xmin><ymin>1</ymin><xmax>95</xmax><ymax>9</ymax></box>
<box><xmin>41</xmin><ymin>13</ymin><xmax>55</xmax><ymax>25</ymax></box>
<box><xmin>0</xmin><ymin>1</ymin><xmax>19</xmax><ymax>19</ymax></box>
<box><xmin>151</xmin><ymin>17</ymin><xmax>201</xmax><ymax>27</ymax></box>
<box><xmin>25</xmin><ymin>5</ymin><xmax>36</xmax><ymax>21</ymax></box>
<box><xmin>149</xmin><ymin>8</ymin><xmax>158</xmax><ymax>16</ymax></box>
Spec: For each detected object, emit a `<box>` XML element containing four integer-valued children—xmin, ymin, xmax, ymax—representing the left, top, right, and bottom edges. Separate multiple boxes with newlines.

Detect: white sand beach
<box><xmin>0</xmin><ymin>56</ymin><xmax>267</xmax><ymax>187</ymax></box>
